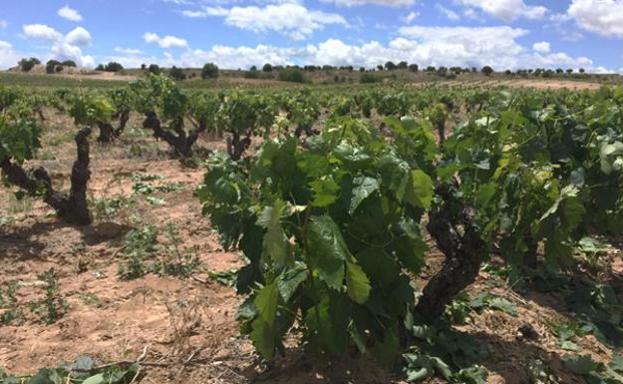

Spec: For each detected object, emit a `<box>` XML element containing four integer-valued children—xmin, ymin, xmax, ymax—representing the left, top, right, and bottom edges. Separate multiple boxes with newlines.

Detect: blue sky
<box><xmin>0</xmin><ymin>0</ymin><xmax>621</xmax><ymax>72</ymax></box>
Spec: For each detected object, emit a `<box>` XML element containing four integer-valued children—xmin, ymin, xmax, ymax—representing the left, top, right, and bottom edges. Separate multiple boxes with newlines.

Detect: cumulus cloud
<box><xmin>567</xmin><ymin>0</ymin><xmax>623</xmax><ymax>38</ymax></box>
<box><xmin>143</xmin><ymin>32</ymin><xmax>188</xmax><ymax>48</ymax></box>
<box><xmin>58</xmin><ymin>5</ymin><xmax>83</xmax><ymax>22</ymax></box>
<box><xmin>181</xmin><ymin>3</ymin><xmax>346</xmax><ymax>40</ymax></box>
<box><xmin>21</xmin><ymin>24</ymin><xmax>93</xmax><ymax>66</ymax></box>
<box><xmin>65</xmin><ymin>27</ymin><xmax>91</xmax><ymax>46</ymax></box>
<box><xmin>22</xmin><ymin>24</ymin><xmax>64</xmax><ymax>41</ymax></box>
<box><xmin>96</xmin><ymin>24</ymin><xmax>604</xmax><ymax>73</ymax></box>
<box><xmin>0</xmin><ymin>40</ymin><xmax>21</xmax><ymax>69</ymax></box>
<box><xmin>533</xmin><ymin>41</ymin><xmax>551</xmax><ymax>53</ymax></box>
<box><xmin>456</xmin><ymin>0</ymin><xmax>547</xmax><ymax>21</ymax></box>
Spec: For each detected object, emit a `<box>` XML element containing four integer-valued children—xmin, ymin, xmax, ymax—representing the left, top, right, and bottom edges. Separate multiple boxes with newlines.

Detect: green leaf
<box><xmin>307</xmin><ymin>215</ymin><xmax>350</xmax><ymax>290</ymax></box>
<box><xmin>310</xmin><ymin>177</ymin><xmax>340</xmax><ymax>207</ymax></box>
<box><xmin>277</xmin><ymin>262</ymin><xmax>309</xmax><ymax>302</ymax></box>
<box><xmin>345</xmin><ymin>261</ymin><xmax>371</xmax><ymax>304</ymax></box>
<box><xmin>349</xmin><ymin>176</ymin><xmax>379</xmax><ymax>215</ymax></box>
<box><xmin>305</xmin><ymin>294</ymin><xmax>350</xmax><ymax>355</ymax></box>
<box><xmin>257</xmin><ymin>200</ymin><xmax>289</xmax><ymax>266</ymax></box>
<box><xmin>250</xmin><ymin>317</ymin><xmax>277</xmax><ymax>359</ymax></box>
<box><xmin>82</xmin><ymin>374</ymin><xmax>106</xmax><ymax>384</ymax></box>
<box><xmin>406</xmin><ymin>170</ymin><xmax>434</xmax><ymax>209</ymax></box>
<box><xmin>255</xmin><ymin>282</ymin><xmax>279</xmax><ymax>325</ymax></box>
<box><xmin>250</xmin><ymin>282</ymin><xmax>280</xmax><ymax>359</ymax></box>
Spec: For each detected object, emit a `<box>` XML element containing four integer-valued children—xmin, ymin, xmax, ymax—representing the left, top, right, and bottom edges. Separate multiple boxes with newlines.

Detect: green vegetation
<box><xmin>2</xmin><ymin>74</ymin><xmax>623</xmax><ymax>383</ymax></box>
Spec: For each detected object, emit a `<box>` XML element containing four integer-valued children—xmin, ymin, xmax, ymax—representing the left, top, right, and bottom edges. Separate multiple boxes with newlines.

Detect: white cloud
<box><xmin>58</xmin><ymin>5</ymin><xmax>83</xmax><ymax>22</ymax></box>
<box><xmin>0</xmin><ymin>40</ymin><xmax>21</xmax><ymax>69</ymax></box>
<box><xmin>65</xmin><ymin>27</ymin><xmax>91</xmax><ymax>46</ymax></box>
<box><xmin>567</xmin><ymin>0</ymin><xmax>623</xmax><ymax>38</ymax></box>
<box><xmin>115</xmin><ymin>46</ymin><xmax>143</xmax><ymax>55</ymax></box>
<box><xmin>436</xmin><ymin>4</ymin><xmax>460</xmax><ymax>20</ymax></box>
<box><xmin>533</xmin><ymin>41</ymin><xmax>550</xmax><ymax>53</ymax></box>
<box><xmin>93</xmin><ymin>25</ymin><xmax>605</xmax><ymax>73</ymax></box>
<box><xmin>182</xmin><ymin>3</ymin><xmax>346</xmax><ymax>40</ymax></box>
<box><xmin>0</xmin><ymin>20</ymin><xmax>7</xmax><ymax>30</ymax></box>
<box><xmin>456</xmin><ymin>0</ymin><xmax>547</xmax><ymax>21</ymax></box>
<box><xmin>323</xmin><ymin>0</ymin><xmax>415</xmax><ymax>6</ymax></box>
<box><xmin>402</xmin><ymin>11</ymin><xmax>419</xmax><ymax>23</ymax></box>
<box><xmin>143</xmin><ymin>32</ymin><xmax>188</xmax><ymax>48</ymax></box>
<box><xmin>22</xmin><ymin>24</ymin><xmax>64</xmax><ymax>41</ymax></box>
<box><xmin>21</xmin><ymin>24</ymin><xmax>93</xmax><ymax>67</ymax></box>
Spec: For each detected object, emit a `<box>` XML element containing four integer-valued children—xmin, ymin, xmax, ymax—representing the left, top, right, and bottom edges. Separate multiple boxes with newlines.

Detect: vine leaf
<box><xmin>349</xmin><ymin>176</ymin><xmax>380</xmax><ymax>215</ymax></box>
<box><xmin>257</xmin><ymin>200</ymin><xmax>289</xmax><ymax>267</ymax></box>
<box><xmin>346</xmin><ymin>261</ymin><xmax>371</xmax><ymax>304</ymax></box>
<box><xmin>308</xmin><ymin>215</ymin><xmax>350</xmax><ymax>291</ymax></box>
<box><xmin>251</xmin><ymin>282</ymin><xmax>280</xmax><ymax>358</ymax></box>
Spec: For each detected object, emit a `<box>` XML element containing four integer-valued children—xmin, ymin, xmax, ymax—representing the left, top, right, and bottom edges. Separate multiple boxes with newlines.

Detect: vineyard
<box><xmin>1</xmin><ymin>76</ymin><xmax>623</xmax><ymax>384</ymax></box>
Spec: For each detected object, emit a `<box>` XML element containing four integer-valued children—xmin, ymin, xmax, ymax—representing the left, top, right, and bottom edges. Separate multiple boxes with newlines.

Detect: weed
<box><xmin>0</xmin><ymin>282</ymin><xmax>24</xmax><ymax>325</ymax></box>
<box><xmin>117</xmin><ymin>225</ymin><xmax>159</xmax><ymax>280</ymax></box>
<box><xmin>90</xmin><ymin>196</ymin><xmax>131</xmax><ymax>220</ymax></box>
<box><xmin>154</xmin><ymin>223</ymin><xmax>201</xmax><ymax>278</ymax></box>
<box><xmin>208</xmin><ymin>269</ymin><xmax>238</xmax><ymax>287</ymax></box>
<box><xmin>79</xmin><ymin>292</ymin><xmax>103</xmax><ymax>308</ymax></box>
<box><xmin>30</xmin><ymin>268</ymin><xmax>68</xmax><ymax>324</ymax></box>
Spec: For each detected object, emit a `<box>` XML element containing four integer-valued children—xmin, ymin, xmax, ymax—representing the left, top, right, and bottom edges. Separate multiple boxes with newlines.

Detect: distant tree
<box><xmin>148</xmin><ymin>64</ymin><xmax>161</xmax><ymax>75</ymax></box>
<box><xmin>397</xmin><ymin>61</ymin><xmax>408</xmax><ymax>69</ymax></box>
<box><xmin>201</xmin><ymin>63</ymin><xmax>219</xmax><ymax>79</ymax></box>
<box><xmin>141</xmin><ymin>64</ymin><xmax>147</xmax><ymax>70</ymax></box>
<box><xmin>408</xmin><ymin>64</ymin><xmax>419</xmax><ymax>72</ymax></box>
<box><xmin>46</xmin><ymin>60</ymin><xmax>62</xmax><ymax>74</ymax></box>
<box><xmin>62</xmin><ymin>60</ymin><xmax>77</xmax><ymax>67</ymax></box>
<box><xmin>359</xmin><ymin>67</ymin><xmax>366</xmax><ymax>72</ymax></box>
<box><xmin>566</xmin><ymin>68</ymin><xmax>573</xmax><ymax>74</ymax></box>
<box><xmin>481</xmin><ymin>65</ymin><xmax>494</xmax><ymax>76</ymax></box>
<box><xmin>18</xmin><ymin>57</ymin><xmax>40</xmax><ymax>72</ymax></box>
<box><xmin>579</xmin><ymin>68</ymin><xmax>585</xmax><ymax>73</ymax></box>
<box><xmin>98</xmin><ymin>62</ymin><xmax>123</xmax><ymax>72</ymax></box>
<box><xmin>377</xmin><ymin>65</ymin><xmax>384</xmax><ymax>71</ymax></box>
<box><xmin>426</xmin><ymin>66</ymin><xmax>436</xmax><ymax>72</ymax></box>
<box><xmin>262</xmin><ymin>63</ymin><xmax>273</xmax><ymax>72</ymax></box>
<box><xmin>556</xmin><ymin>68</ymin><xmax>564</xmax><ymax>74</ymax></box>
<box><xmin>169</xmin><ymin>66</ymin><xmax>186</xmax><ymax>80</ymax></box>
<box><xmin>249</xmin><ymin>65</ymin><xmax>257</xmax><ymax>72</ymax></box>
<box><xmin>278</xmin><ymin>67</ymin><xmax>307</xmax><ymax>83</ymax></box>
<box><xmin>360</xmin><ymin>73</ymin><xmax>382</xmax><ymax>84</ymax></box>
<box><xmin>505</xmin><ymin>69</ymin><xmax>512</xmax><ymax>76</ymax></box>
<box><xmin>385</xmin><ymin>61</ymin><xmax>397</xmax><ymax>71</ymax></box>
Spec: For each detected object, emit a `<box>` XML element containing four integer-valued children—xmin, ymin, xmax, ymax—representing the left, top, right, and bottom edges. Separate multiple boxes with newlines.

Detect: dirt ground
<box><xmin>0</xmin><ymin>108</ymin><xmax>620</xmax><ymax>384</ymax></box>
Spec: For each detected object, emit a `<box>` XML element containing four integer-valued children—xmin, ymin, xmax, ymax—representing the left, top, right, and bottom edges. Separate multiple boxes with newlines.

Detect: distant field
<box><xmin>2</xmin><ymin>69</ymin><xmax>622</xmax><ymax>94</ymax></box>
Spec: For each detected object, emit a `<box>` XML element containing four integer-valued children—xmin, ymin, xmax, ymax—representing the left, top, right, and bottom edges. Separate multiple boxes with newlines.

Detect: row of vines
<box><xmin>2</xmin><ymin>76</ymin><xmax>623</xmax><ymax>382</ymax></box>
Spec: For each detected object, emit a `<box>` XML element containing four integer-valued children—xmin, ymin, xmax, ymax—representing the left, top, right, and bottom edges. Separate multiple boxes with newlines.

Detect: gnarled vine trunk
<box><xmin>226</xmin><ymin>131</ymin><xmax>251</xmax><ymax>161</ymax></box>
<box><xmin>0</xmin><ymin>128</ymin><xmax>92</xmax><ymax>226</ymax></box>
<box><xmin>143</xmin><ymin>111</ymin><xmax>204</xmax><ymax>158</ymax></box>
<box><xmin>415</xmin><ymin>185</ymin><xmax>488</xmax><ymax>323</ymax></box>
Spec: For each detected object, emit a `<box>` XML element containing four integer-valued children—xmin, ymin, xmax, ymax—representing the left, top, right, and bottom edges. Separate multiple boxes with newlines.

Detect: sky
<box><xmin>0</xmin><ymin>0</ymin><xmax>621</xmax><ymax>72</ymax></box>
